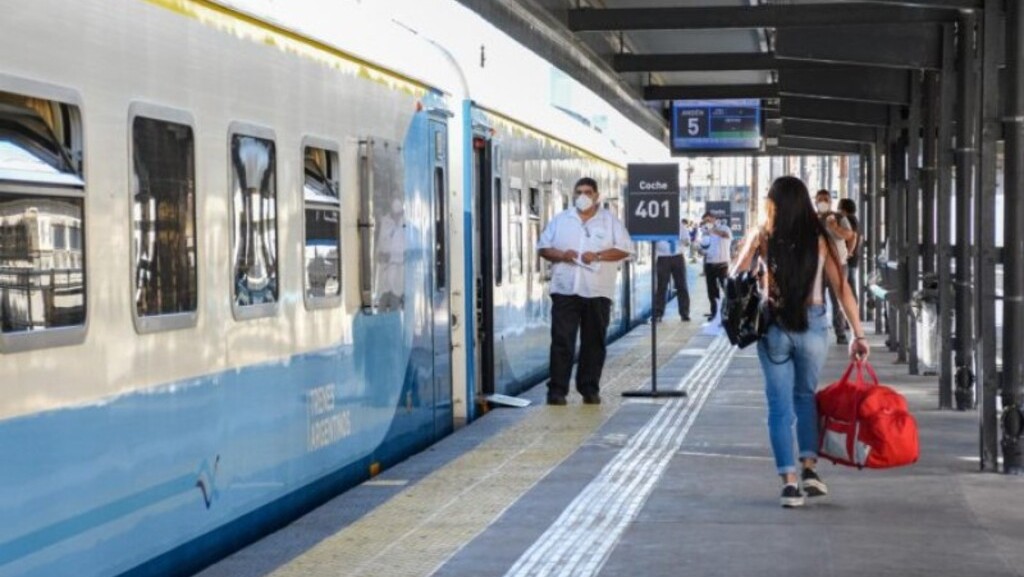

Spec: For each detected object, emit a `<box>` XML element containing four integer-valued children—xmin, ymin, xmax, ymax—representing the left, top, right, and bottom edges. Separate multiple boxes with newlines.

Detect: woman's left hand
<box><xmin>849</xmin><ymin>337</ymin><xmax>870</xmax><ymax>362</ymax></box>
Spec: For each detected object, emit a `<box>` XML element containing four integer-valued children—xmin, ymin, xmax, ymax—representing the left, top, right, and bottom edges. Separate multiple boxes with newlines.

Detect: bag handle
<box><xmin>839</xmin><ymin>360</ymin><xmax>881</xmax><ymax>388</ymax></box>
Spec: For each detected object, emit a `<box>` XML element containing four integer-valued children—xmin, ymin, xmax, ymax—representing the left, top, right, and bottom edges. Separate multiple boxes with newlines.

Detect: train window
<box><xmin>358</xmin><ymin>137</ymin><xmax>405</xmax><ymax>314</ymax></box>
<box><xmin>494</xmin><ymin>176</ymin><xmax>503</xmax><ymax>286</ymax></box>
<box><xmin>509</xmin><ymin>187</ymin><xmax>523</xmax><ymax>281</ymax></box>
<box><xmin>130</xmin><ymin>110</ymin><xmax>198</xmax><ymax>333</ymax></box>
<box><xmin>303</xmin><ymin>144</ymin><xmax>341</xmax><ymax>308</ymax></box>
<box><xmin>434</xmin><ymin>167</ymin><xmax>446</xmax><ymax>290</ymax></box>
<box><xmin>510</xmin><ymin>222</ymin><xmax>523</xmax><ymax>280</ymax></box>
<box><xmin>229</xmin><ymin>129</ymin><xmax>278</xmax><ymax>319</ymax></box>
<box><xmin>528</xmin><ymin>187</ymin><xmax>541</xmax><ymax>279</ymax></box>
<box><xmin>510</xmin><ymin>187</ymin><xmax>522</xmax><ymax>217</ymax></box>
<box><xmin>0</xmin><ymin>87</ymin><xmax>86</xmax><ymax>352</ymax></box>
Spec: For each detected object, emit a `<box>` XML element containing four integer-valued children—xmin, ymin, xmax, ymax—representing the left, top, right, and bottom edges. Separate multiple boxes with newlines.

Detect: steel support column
<box><xmin>1002</xmin><ymin>0</ymin><xmax>1024</xmax><ymax>473</ymax></box>
<box><xmin>976</xmin><ymin>0</ymin><xmax>1002</xmax><ymax>471</ymax></box>
<box><xmin>954</xmin><ymin>13</ymin><xmax>978</xmax><ymax>412</ymax></box>
<box><xmin>938</xmin><ymin>23</ymin><xmax>957</xmax><ymax>409</ymax></box>
<box><xmin>889</xmin><ymin>124</ymin><xmax>906</xmax><ymax>359</ymax></box>
<box><xmin>922</xmin><ymin>72</ymin><xmax>938</xmax><ymax>278</ymax></box>
<box><xmin>861</xmin><ymin>150</ymin><xmax>872</xmax><ymax>322</ymax></box>
<box><xmin>873</xmin><ymin>137</ymin><xmax>885</xmax><ymax>336</ymax></box>
<box><xmin>906</xmin><ymin>73</ymin><xmax>923</xmax><ymax>375</ymax></box>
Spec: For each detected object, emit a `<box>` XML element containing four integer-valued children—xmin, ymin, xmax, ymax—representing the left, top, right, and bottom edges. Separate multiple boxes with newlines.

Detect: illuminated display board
<box><xmin>671</xmin><ymin>99</ymin><xmax>761</xmax><ymax>153</ymax></box>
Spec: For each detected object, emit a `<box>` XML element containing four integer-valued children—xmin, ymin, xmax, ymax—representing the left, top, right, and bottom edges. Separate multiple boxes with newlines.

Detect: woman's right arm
<box><xmin>822</xmin><ymin>240</ymin><xmax>870</xmax><ymax>360</ymax></box>
<box><xmin>728</xmin><ymin>228</ymin><xmax>761</xmax><ymax>276</ymax></box>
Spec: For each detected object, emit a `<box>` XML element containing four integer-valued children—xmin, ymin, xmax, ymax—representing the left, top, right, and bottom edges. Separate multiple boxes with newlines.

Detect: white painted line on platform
<box><xmin>504</xmin><ymin>337</ymin><xmax>735</xmax><ymax>577</ymax></box>
<box><xmin>676</xmin><ymin>450</ymin><xmax>773</xmax><ymax>462</ymax></box>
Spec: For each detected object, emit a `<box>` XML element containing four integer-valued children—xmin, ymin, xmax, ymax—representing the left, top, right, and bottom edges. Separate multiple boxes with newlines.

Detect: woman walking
<box><xmin>732</xmin><ymin>176</ymin><xmax>869</xmax><ymax>508</ymax></box>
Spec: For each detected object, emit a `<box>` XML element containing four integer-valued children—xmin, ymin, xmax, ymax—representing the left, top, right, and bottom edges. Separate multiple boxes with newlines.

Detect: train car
<box><xmin>0</xmin><ymin>1</ymin><xmax>668</xmax><ymax>576</ymax></box>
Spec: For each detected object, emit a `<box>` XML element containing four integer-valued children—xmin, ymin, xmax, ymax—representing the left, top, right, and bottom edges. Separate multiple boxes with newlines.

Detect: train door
<box><xmin>429</xmin><ymin>119</ymin><xmax>453</xmax><ymax>437</ymax></box>
<box><xmin>472</xmin><ymin>134</ymin><xmax>497</xmax><ymax>397</ymax></box>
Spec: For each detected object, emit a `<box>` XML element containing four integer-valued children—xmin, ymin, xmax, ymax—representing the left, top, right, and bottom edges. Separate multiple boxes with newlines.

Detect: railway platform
<box><xmin>196</xmin><ymin>293</ymin><xmax>1024</xmax><ymax>577</ymax></box>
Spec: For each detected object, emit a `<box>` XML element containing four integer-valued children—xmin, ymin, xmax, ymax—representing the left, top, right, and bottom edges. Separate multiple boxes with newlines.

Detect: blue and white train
<box><xmin>0</xmin><ymin>1</ymin><xmax>668</xmax><ymax>576</ymax></box>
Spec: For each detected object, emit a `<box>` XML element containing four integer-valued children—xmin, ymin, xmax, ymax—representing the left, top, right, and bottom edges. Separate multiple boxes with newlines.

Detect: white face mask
<box><xmin>817</xmin><ymin>201</ymin><xmax>830</xmax><ymax>213</ymax></box>
<box><xmin>574</xmin><ymin>194</ymin><xmax>594</xmax><ymax>212</ymax></box>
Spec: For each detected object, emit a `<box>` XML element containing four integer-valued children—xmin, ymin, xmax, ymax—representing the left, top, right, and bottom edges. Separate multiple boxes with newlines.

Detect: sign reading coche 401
<box><xmin>626</xmin><ymin>163</ymin><xmax>680</xmax><ymax>241</ymax></box>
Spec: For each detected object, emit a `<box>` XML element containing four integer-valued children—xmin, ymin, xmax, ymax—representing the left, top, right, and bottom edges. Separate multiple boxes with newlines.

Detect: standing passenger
<box><xmin>733</xmin><ymin>176</ymin><xmax>869</xmax><ymax>508</ymax></box>
<box><xmin>698</xmin><ymin>211</ymin><xmax>732</xmax><ymax>320</ymax></box>
<box><xmin>537</xmin><ymin>177</ymin><xmax>632</xmax><ymax>406</ymax></box>
<box><xmin>815</xmin><ymin>189</ymin><xmax>855</xmax><ymax>343</ymax></box>
<box><xmin>653</xmin><ymin>218</ymin><xmax>691</xmax><ymax>323</ymax></box>
<box><xmin>838</xmin><ymin>198</ymin><xmax>860</xmax><ymax>303</ymax></box>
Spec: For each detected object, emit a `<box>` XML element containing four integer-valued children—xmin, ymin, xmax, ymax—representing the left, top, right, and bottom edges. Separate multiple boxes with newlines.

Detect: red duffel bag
<box><xmin>816</xmin><ymin>361</ymin><xmax>919</xmax><ymax>469</ymax></box>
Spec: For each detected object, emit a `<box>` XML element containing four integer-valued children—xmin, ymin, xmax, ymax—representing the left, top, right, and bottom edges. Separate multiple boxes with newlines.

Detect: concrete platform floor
<box><xmin>197</xmin><ymin>302</ymin><xmax>1024</xmax><ymax>577</ymax></box>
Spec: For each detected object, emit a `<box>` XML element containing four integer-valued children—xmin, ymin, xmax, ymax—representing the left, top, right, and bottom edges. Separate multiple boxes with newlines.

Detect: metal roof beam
<box><xmin>779</xmin><ymin>67</ymin><xmax>911</xmax><ymax>104</ymax></box>
<box><xmin>567</xmin><ymin>4</ymin><xmax>957</xmax><ymax>32</ymax></box>
<box><xmin>831</xmin><ymin>0</ymin><xmax>980</xmax><ymax>10</ymax></box>
<box><xmin>780</xmin><ymin>96</ymin><xmax>894</xmax><ymax>126</ymax></box>
<box><xmin>644</xmin><ymin>84</ymin><xmax>778</xmax><ymax>100</ymax></box>
<box><xmin>781</xmin><ymin>119</ymin><xmax>880</xmax><ymax>143</ymax></box>
<box><xmin>776</xmin><ymin>136</ymin><xmax>865</xmax><ymax>154</ymax></box>
<box><xmin>614</xmin><ymin>52</ymin><xmax>894</xmax><ymax>72</ymax></box>
<box><xmin>776</xmin><ymin>24</ymin><xmax>943</xmax><ymax>70</ymax></box>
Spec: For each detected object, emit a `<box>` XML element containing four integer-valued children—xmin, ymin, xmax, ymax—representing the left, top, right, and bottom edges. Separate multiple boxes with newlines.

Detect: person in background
<box><xmin>733</xmin><ymin>176</ymin><xmax>869</xmax><ymax>508</ymax></box>
<box><xmin>698</xmin><ymin>211</ymin><xmax>732</xmax><ymax>320</ymax></box>
<box><xmin>838</xmin><ymin>198</ymin><xmax>860</xmax><ymax>303</ymax></box>
<box><xmin>815</xmin><ymin>189</ymin><xmax>855</xmax><ymax>344</ymax></box>
<box><xmin>537</xmin><ymin>177</ymin><xmax>632</xmax><ymax>406</ymax></box>
<box><xmin>654</xmin><ymin>218</ymin><xmax>691</xmax><ymax>323</ymax></box>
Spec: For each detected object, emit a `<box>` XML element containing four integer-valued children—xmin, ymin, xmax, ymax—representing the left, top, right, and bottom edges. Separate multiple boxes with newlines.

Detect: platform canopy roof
<box><xmin>497</xmin><ymin>0</ymin><xmax>980</xmax><ymax>154</ymax></box>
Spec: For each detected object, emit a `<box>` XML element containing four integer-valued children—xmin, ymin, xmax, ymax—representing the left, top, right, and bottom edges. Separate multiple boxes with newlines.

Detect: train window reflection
<box><xmin>358</xmin><ymin>138</ymin><xmax>405</xmax><ymax>314</ymax></box>
<box><xmin>132</xmin><ymin>116</ymin><xmax>197</xmax><ymax>321</ymax></box>
<box><xmin>304</xmin><ymin>146</ymin><xmax>340</xmax><ymax>304</ymax></box>
<box><xmin>0</xmin><ymin>89</ymin><xmax>86</xmax><ymax>339</ymax></box>
<box><xmin>231</xmin><ymin>134</ymin><xmax>278</xmax><ymax>308</ymax></box>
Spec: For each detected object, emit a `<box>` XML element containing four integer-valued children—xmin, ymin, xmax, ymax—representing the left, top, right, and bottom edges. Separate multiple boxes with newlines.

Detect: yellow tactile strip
<box><xmin>267</xmin><ymin>298</ymin><xmax>710</xmax><ymax>577</ymax></box>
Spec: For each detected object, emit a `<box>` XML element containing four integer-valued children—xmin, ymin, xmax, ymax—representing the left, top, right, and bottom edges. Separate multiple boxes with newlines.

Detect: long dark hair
<box><xmin>763</xmin><ymin>176</ymin><xmax>830</xmax><ymax>331</ymax></box>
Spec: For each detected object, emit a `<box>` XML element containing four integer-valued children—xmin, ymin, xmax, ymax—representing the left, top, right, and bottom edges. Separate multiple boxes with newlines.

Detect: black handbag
<box><xmin>721</xmin><ymin>249</ymin><xmax>767</xmax><ymax>348</ymax></box>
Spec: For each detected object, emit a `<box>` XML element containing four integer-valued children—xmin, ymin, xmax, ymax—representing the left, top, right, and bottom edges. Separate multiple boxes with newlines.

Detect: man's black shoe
<box><xmin>681</xmin><ymin>315</ymin><xmax>691</xmax><ymax>322</ymax></box>
<box><xmin>546</xmin><ymin>395</ymin><xmax>567</xmax><ymax>406</ymax></box>
<box><xmin>582</xmin><ymin>394</ymin><xmax>601</xmax><ymax>405</ymax></box>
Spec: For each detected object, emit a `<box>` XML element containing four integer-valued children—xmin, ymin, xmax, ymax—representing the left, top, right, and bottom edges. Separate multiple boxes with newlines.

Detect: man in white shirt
<box><xmin>698</xmin><ymin>211</ymin><xmax>732</xmax><ymax>320</ymax></box>
<box><xmin>537</xmin><ymin>177</ymin><xmax>632</xmax><ymax>405</ymax></box>
<box><xmin>816</xmin><ymin>189</ymin><xmax>855</xmax><ymax>344</ymax></box>
<box><xmin>654</xmin><ymin>218</ymin><xmax>691</xmax><ymax>322</ymax></box>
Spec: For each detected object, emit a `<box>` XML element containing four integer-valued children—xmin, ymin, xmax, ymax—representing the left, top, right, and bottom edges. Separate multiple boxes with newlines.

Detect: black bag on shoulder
<box><xmin>721</xmin><ymin>250</ymin><xmax>767</xmax><ymax>348</ymax></box>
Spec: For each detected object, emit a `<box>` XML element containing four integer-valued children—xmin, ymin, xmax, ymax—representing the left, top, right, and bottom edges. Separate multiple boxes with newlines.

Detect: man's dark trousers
<box><xmin>548</xmin><ymin>294</ymin><xmax>612</xmax><ymax>399</ymax></box>
<box><xmin>655</xmin><ymin>255</ymin><xmax>689</xmax><ymax>319</ymax></box>
<box><xmin>703</xmin><ymin>262</ymin><xmax>728</xmax><ymax>317</ymax></box>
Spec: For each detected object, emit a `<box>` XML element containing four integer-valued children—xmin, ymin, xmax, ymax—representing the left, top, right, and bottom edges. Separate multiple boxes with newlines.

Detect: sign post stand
<box><xmin>622</xmin><ymin>163</ymin><xmax>687</xmax><ymax>399</ymax></box>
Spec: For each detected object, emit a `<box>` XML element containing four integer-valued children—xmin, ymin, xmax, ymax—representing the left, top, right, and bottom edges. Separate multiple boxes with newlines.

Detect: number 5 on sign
<box><xmin>688</xmin><ymin>117</ymin><xmax>700</xmax><ymax>136</ymax></box>
<box><xmin>634</xmin><ymin>200</ymin><xmax>670</xmax><ymax>218</ymax></box>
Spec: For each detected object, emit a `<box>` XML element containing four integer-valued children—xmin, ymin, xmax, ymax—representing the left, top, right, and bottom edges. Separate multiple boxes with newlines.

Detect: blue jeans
<box><xmin>757</xmin><ymin>305</ymin><xmax>830</xmax><ymax>474</ymax></box>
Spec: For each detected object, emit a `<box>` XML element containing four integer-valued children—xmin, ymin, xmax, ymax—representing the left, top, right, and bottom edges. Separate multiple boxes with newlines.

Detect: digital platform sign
<box><xmin>671</xmin><ymin>99</ymin><xmax>762</xmax><ymax>154</ymax></box>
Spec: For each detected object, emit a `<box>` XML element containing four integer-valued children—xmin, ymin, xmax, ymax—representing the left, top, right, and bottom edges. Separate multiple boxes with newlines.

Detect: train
<box><xmin>0</xmin><ymin>1</ymin><xmax>669</xmax><ymax>576</ymax></box>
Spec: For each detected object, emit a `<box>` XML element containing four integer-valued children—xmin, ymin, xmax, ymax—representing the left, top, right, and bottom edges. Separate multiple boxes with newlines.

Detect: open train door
<box><xmin>429</xmin><ymin>118</ymin><xmax>453</xmax><ymax>437</ymax></box>
<box><xmin>471</xmin><ymin>126</ymin><xmax>498</xmax><ymax>402</ymax></box>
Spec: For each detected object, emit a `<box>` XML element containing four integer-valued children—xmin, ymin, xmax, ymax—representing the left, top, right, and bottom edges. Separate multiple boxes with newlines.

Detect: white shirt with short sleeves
<box><xmin>702</xmin><ymin>224</ymin><xmax>733</xmax><ymax>264</ymax></box>
<box><xmin>824</xmin><ymin>214</ymin><xmax>852</xmax><ymax>263</ymax></box>
<box><xmin>537</xmin><ymin>207</ymin><xmax>633</xmax><ymax>299</ymax></box>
